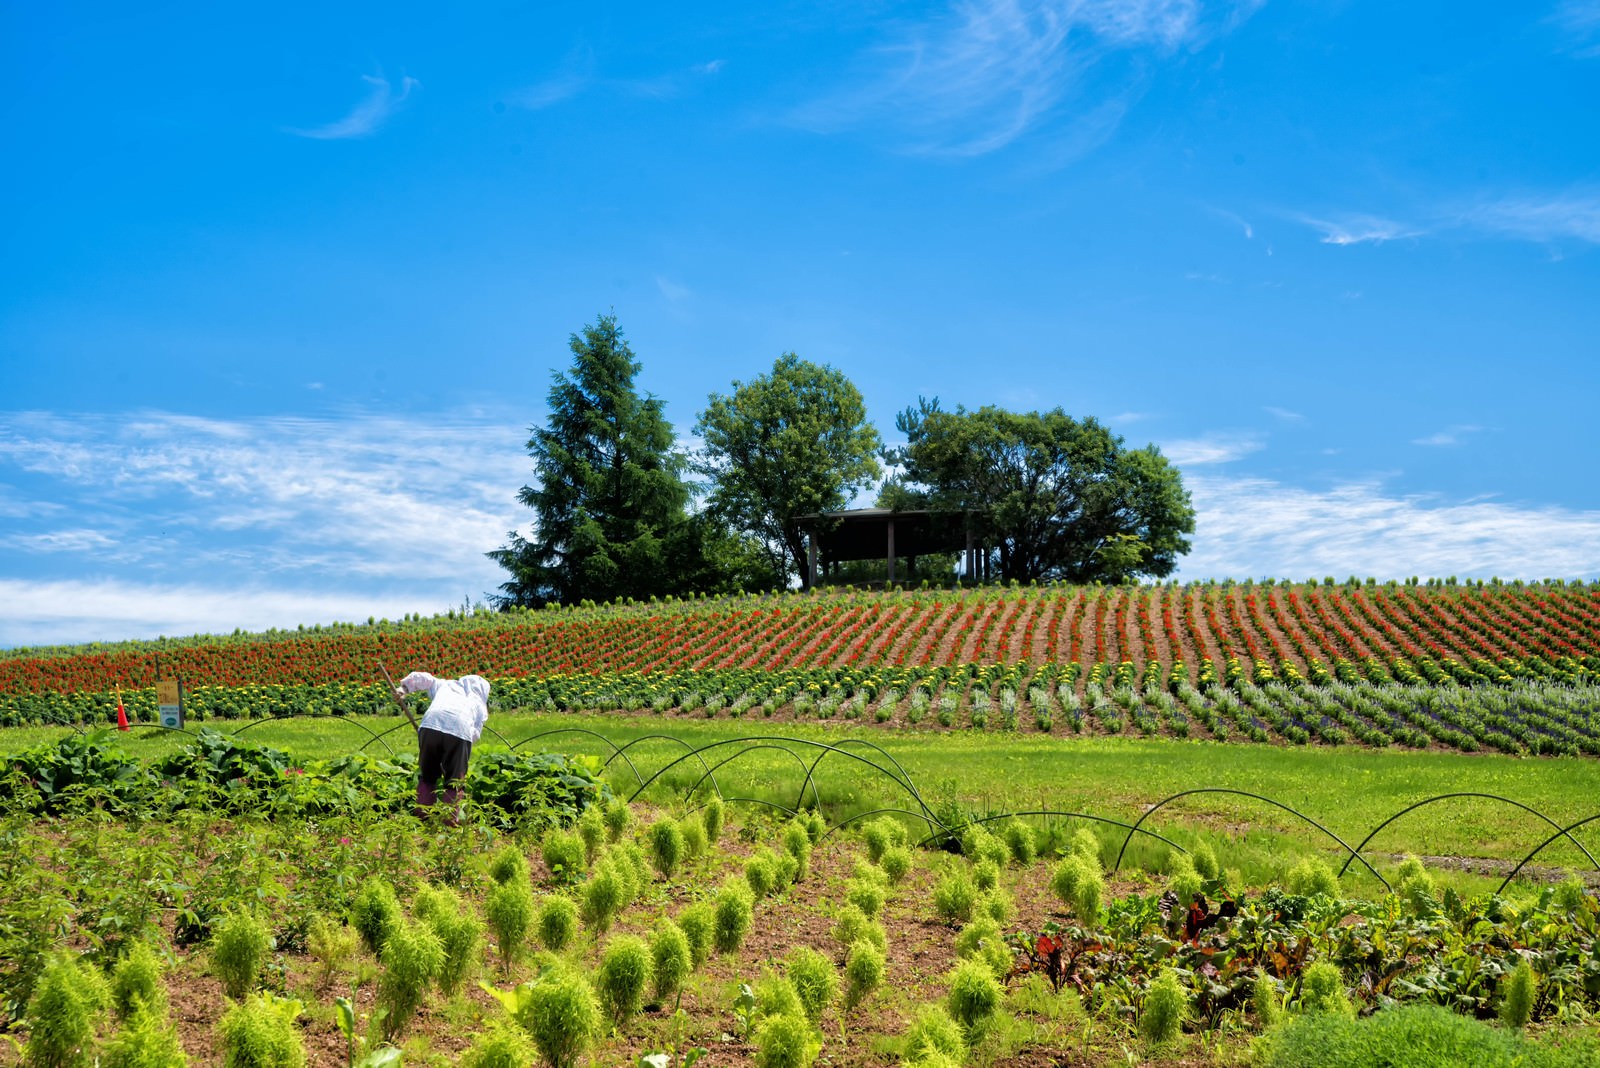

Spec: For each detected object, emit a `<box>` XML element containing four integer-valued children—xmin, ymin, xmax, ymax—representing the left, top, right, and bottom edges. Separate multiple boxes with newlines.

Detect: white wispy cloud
<box><xmin>655</xmin><ymin>276</ymin><xmax>692</xmax><ymax>302</ymax></box>
<box><xmin>1296</xmin><ymin>212</ymin><xmax>1423</xmax><ymax>246</ymax></box>
<box><xmin>0</xmin><ymin>410</ymin><xmax>535</xmax><ymax>647</ymax></box>
<box><xmin>511</xmin><ymin>50</ymin><xmax>724</xmax><ymax>109</ymax></box>
<box><xmin>1264</xmin><ymin>406</ymin><xmax>1305</xmax><ymax>423</ymax></box>
<box><xmin>1550</xmin><ymin>1</ymin><xmax>1600</xmax><ymax>54</ymax></box>
<box><xmin>792</xmin><ymin>0</ymin><xmax>1253</xmax><ymax>156</ymax></box>
<box><xmin>1160</xmin><ymin>431</ymin><xmax>1265</xmax><ymax>466</ymax></box>
<box><xmin>286</xmin><ymin>74</ymin><xmax>419</xmax><ymax>140</ymax></box>
<box><xmin>1412</xmin><ymin>425</ymin><xmax>1486</xmax><ymax>447</ymax></box>
<box><xmin>1178</xmin><ymin>474</ymin><xmax>1600</xmax><ymax>581</ymax></box>
<box><xmin>1459</xmin><ymin>192</ymin><xmax>1600</xmax><ymax>244</ymax></box>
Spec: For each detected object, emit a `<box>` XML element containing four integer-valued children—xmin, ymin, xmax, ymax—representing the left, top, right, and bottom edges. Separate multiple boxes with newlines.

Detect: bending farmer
<box><xmin>394</xmin><ymin>671</ymin><xmax>490</xmax><ymax>811</ymax></box>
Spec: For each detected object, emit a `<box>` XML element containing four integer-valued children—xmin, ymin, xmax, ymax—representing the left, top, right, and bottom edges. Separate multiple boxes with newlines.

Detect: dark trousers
<box><xmin>417</xmin><ymin>726</ymin><xmax>471</xmax><ymax>809</ymax></box>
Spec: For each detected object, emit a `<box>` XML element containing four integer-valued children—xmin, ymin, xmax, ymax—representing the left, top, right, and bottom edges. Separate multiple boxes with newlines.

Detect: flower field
<box><xmin>4</xmin><ymin>582</ymin><xmax>1600</xmax><ymax>756</ymax></box>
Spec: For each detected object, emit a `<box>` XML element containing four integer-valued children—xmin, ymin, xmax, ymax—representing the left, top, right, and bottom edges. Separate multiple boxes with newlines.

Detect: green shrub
<box><xmin>541</xmin><ymin>829</ymin><xmax>586</xmax><ymax>884</ymax></box>
<box><xmin>648</xmin><ymin>819</ymin><xmax>685</xmax><ymax>879</ymax></box>
<box><xmin>305</xmin><ymin>915</ymin><xmax>357</xmax><ymax>989</ymax></box>
<box><xmin>702</xmin><ymin>796</ymin><xmax>725</xmax><ymax>843</ymax></box>
<box><xmin>536</xmin><ymin>895</ymin><xmax>578</xmax><ymax>953</ymax></box>
<box><xmin>1298</xmin><ymin>962</ymin><xmax>1352</xmax><ymax>1015</ymax></box>
<box><xmin>505</xmin><ymin>965</ymin><xmax>601</xmax><ymax>1068</ymax></box>
<box><xmin>651</xmin><ymin>920</ymin><xmax>693</xmax><ymax>1004</ymax></box>
<box><xmin>944</xmin><ymin>958</ymin><xmax>1002</xmax><ymax>1035</ymax></box>
<box><xmin>955</xmin><ymin>918</ymin><xmax>1012</xmax><ymax>980</ymax></box>
<box><xmin>978</xmin><ymin>887</ymin><xmax>1013</xmax><ymax>925</ymax></box>
<box><xmin>783</xmin><ymin>821</ymin><xmax>813</xmax><ymax>881</ymax></box>
<box><xmin>1553</xmin><ymin>874</ymin><xmax>1587</xmax><ymax>915</ymax></box>
<box><xmin>1001</xmin><ymin>820</ymin><xmax>1036</xmax><ymax>865</ymax></box>
<box><xmin>680</xmin><ymin>816</ymin><xmax>708</xmax><ymax>860</ymax></box>
<box><xmin>577</xmin><ymin>806</ymin><xmax>605</xmax><ymax>865</ymax></box>
<box><xmin>845</xmin><ymin>878</ymin><xmax>886</xmax><ymax>919</ymax></box>
<box><xmin>1169</xmin><ymin>863</ymin><xmax>1204</xmax><ymax>908</ymax></box>
<box><xmin>216</xmin><ymin>993</ymin><xmax>305</xmax><ymax>1068</ymax></box>
<box><xmin>1499</xmin><ymin>959</ymin><xmax>1536</xmax><ymax>1030</ymax></box>
<box><xmin>1287</xmin><ymin>858</ymin><xmax>1340</xmax><ymax>899</ymax></box>
<box><xmin>595</xmin><ymin>935</ymin><xmax>653</xmax><ymax>1025</ymax></box>
<box><xmin>960</xmin><ymin>827</ymin><xmax>1008</xmax><ymax>868</ymax></box>
<box><xmin>100</xmin><ymin>999</ymin><xmax>187</xmax><ymax>1068</ymax></box>
<box><xmin>830</xmin><ymin>904</ymin><xmax>887</xmax><ymax>956</ymax></box>
<box><xmin>607</xmin><ymin>846</ymin><xmax>646</xmax><ymax>905</ymax></box>
<box><xmin>755</xmin><ymin>973</ymin><xmax>805</xmax><ymax>1020</ymax></box>
<box><xmin>487</xmin><ymin>845</ymin><xmax>530</xmax><ymax>887</ymax></box>
<box><xmin>377</xmin><ymin>918</ymin><xmax>443</xmax><ymax>1039</ymax></box>
<box><xmin>460</xmin><ymin>1023</ymin><xmax>536</xmax><ymax>1068</ymax></box>
<box><xmin>579</xmin><ymin>863</ymin><xmax>624</xmax><ymax>934</ymax></box>
<box><xmin>754</xmin><ymin>1012</ymin><xmax>819</xmax><ymax>1068</ymax></box>
<box><xmin>843</xmin><ymin>939</ymin><xmax>886</xmax><ymax>1011</ymax></box>
<box><xmin>786</xmin><ymin>946</ymin><xmax>839</xmax><ymax>1026</ymax></box>
<box><xmin>796</xmin><ymin>808</ymin><xmax>825</xmax><ymax>843</ymax></box>
<box><xmin>747</xmin><ymin>850</ymin><xmax>782</xmax><ymax>898</ymax></box>
<box><xmin>880</xmin><ymin>845</ymin><xmax>913</xmax><ymax>885</ymax></box>
<box><xmin>1140</xmin><ymin>969</ymin><xmax>1186</xmax><ymax>1046</ymax></box>
<box><xmin>933</xmin><ymin>867</ymin><xmax>977</xmax><ymax>924</ymax></box>
<box><xmin>1050</xmin><ymin>853</ymin><xmax>1086</xmax><ymax>907</ymax></box>
<box><xmin>863</xmin><ymin>818</ymin><xmax>897</xmax><ymax>863</ymax></box>
<box><xmin>602</xmin><ymin>798</ymin><xmax>632</xmax><ymax>843</ymax></box>
<box><xmin>414</xmin><ymin>885</ymin><xmax>482</xmax><ymax>995</ymax></box>
<box><xmin>485</xmin><ymin>878</ymin><xmax>535</xmax><ymax>974</ymax></box>
<box><xmin>1191</xmin><ymin>841</ymin><xmax>1220</xmax><ymax>881</ymax></box>
<box><xmin>677</xmin><ymin>902</ymin><xmax>715</xmax><ymax>968</ymax></box>
<box><xmin>1255</xmin><ymin>1002</ymin><xmax>1600</xmax><ymax>1068</ymax></box>
<box><xmin>210</xmin><ymin>911</ymin><xmax>271</xmax><ymax>1001</ymax></box>
<box><xmin>24</xmin><ymin>955</ymin><xmax>108</xmax><ymax>1068</ymax></box>
<box><xmin>902</xmin><ymin>1004</ymin><xmax>966</xmax><ymax>1064</ymax></box>
<box><xmin>110</xmin><ymin>941</ymin><xmax>165</xmax><ymax>1021</ymax></box>
<box><xmin>714</xmin><ymin>880</ymin><xmax>755</xmax><ymax>954</ymax></box>
<box><xmin>1252</xmin><ymin>970</ymin><xmax>1283</xmax><ymax>1027</ymax></box>
<box><xmin>1072</xmin><ymin>861</ymin><xmax>1105</xmax><ymax>922</ymax></box>
<box><xmin>1070</xmin><ymin>828</ymin><xmax>1102</xmax><ymax>867</ymax></box>
<box><xmin>351</xmin><ymin>878</ymin><xmax>402</xmax><ymax>956</ymax></box>
<box><xmin>972</xmin><ymin>857</ymin><xmax>1000</xmax><ymax>892</ymax></box>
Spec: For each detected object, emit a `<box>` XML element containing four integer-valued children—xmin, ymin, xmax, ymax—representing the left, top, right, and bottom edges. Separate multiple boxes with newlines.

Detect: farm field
<box><xmin>3</xmin><ymin>584</ymin><xmax>1600</xmax><ymax>1066</ymax></box>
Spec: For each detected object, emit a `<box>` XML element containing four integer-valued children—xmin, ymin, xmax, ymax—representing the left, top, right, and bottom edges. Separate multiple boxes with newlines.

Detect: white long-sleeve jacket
<box><xmin>398</xmin><ymin>671</ymin><xmax>490</xmax><ymax>743</ymax></box>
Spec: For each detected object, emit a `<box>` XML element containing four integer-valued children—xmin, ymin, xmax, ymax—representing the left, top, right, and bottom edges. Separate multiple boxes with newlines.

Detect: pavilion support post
<box><xmin>887</xmin><ymin>519</ymin><xmax>896</xmax><ymax>585</ymax></box>
<box><xmin>806</xmin><ymin>523</ymin><xmax>818</xmax><ymax>589</ymax></box>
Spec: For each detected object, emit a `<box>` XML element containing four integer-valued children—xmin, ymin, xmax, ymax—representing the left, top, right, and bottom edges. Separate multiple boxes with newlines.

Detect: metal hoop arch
<box><xmin>667</xmin><ymin>744</ymin><xmax>820</xmax><ymax>809</ymax></box>
<box><xmin>508</xmin><ymin>728</ymin><xmax>643</xmax><ymax>788</ymax></box>
<box><xmin>1337</xmin><ymin>792</ymin><xmax>1600</xmax><ymax>879</ymax></box>
<box><xmin>1497</xmin><ymin>812</ymin><xmax>1600</xmax><ymax>895</ymax></box>
<box><xmin>917</xmin><ymin>809</ymin><xmax>1191</xmax><ymax>858</ymax></box>
<box><xmin>231</xmin><ymin>713</ymin><xmax>398</xmax><ymax>756</ymax></box>
<box><xmin>602</xmin><ymin>734</ymin><xmax>723</xmax><ymax>796</ymax></box>
<box><xmin>1113</xmin><ymin>787</ymin><xmax>1391</xmax><ymax>891</ymax></box>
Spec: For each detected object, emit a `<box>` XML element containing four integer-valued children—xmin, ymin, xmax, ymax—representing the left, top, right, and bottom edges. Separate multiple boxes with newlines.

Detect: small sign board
<box><xmin>156</xmin><ymin>678</ymin><xmax>184</xmax><ymax>729</ymax></box>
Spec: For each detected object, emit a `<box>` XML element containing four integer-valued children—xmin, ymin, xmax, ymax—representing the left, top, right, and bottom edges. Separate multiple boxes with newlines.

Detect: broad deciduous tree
<box><xmin>887</xmin><ymin>399</ymin><xmax>1194</xmax><ymax>583</ymax></box>
<box><xmin>694</xmin><ymin>354</ymin><xmax>882</xmax><ymax>587</ymax></box>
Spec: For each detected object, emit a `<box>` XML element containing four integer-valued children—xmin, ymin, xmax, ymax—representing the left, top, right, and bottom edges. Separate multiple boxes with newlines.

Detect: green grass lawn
<box><xmin>7</xmin><ymin>709</ymin><xmax>1599</xmax><ymax>895</ymax></box>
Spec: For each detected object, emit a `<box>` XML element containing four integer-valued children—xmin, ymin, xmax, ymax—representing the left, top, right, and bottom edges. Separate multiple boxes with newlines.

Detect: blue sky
<box><xmin>3</xmin><ymin>0</ymin><xmax>1599</xmax><ymax>647</ymax></box>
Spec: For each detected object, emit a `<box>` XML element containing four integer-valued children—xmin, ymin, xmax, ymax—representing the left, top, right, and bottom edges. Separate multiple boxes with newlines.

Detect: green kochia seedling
<box><xmin>754</xmin><ymin>1012</ymin><xmax>819</xmax><ymax>1068</ymax></box>
<box><xmin>483</xmin><ymin>964</ymin><xmax>601</xmax><ymax>1068</ymax></box>
<box><xmin>595</xmin><ymin>935</ymin><xmax>654</xmax><ymax>1026</ymax></box>
<box><xmin>351</xmin><ymin>878</ymin><xmax>402</xmax><ymax>957</ymax></box>
<box><xmin>944</xmin><ymin>959</ymin><xmax>1003</xmax><ymax>1037</ymax></box>
<box><xmin>785</xmin><ymin>946</ymin><xmax>839</xmax><ymax>1026</ymax></box>
<box><xmin>485</xmin><ymin>878</ymin><xmax>535</xmax><ymax>975</ymax></box>
<box><xmin>1140</xmin><ymin>969</ymin><xmax>1187</xmax><ymax>1046</ymax></box>
<box><xmin>537</xmin><ymin>895</ymin><xmax>579</xmax><ymax>953</ymax></box>
<box><xmin>541</xmin><ymin>829</ymin><xmax>586</xmax><ymax>884</ymax></box>
<box><xmin>217</xmin><ymin>993</ymin><xmax>306</xmax><ymax>1068</ymax></box>
<box><xmin>377</xmin><ymin>917</ymin><xmax>444</xmax><ymax>1039</ymax></box>
<box><xmin>109</xmin><ymin>941</ymin><xmax>166</xmax><ymax>1020</ymax></box>
<box><xmin>210</xmin><ymin>911</ymin><xmax>272</xmax><ymax>1001</ymax></box>
<box><xmin>99</xmin><ymin>997</ymin><xmax>187</xmax><ymax>1068</ymax></box>
<box><xmin>677</xmin><ymin>903</ymin><xmax>715</xmax><ymax>968</ymax></box>
<box><xmin>650</xmin><ymin>920</ymin><xmax>693</xmax><ymax>1006</ymax></box>
<box><xmin>460</xmin><ymin>1023</ymin><xmax>537</xmax><ymax>1068</ymax></box>
<box><xmin>648</xmin><ymin>819</ymin><xmax>685</xmax><ymax>879</ymax></box>
<box><xmin>714</xmin><ymin>880</ymin><xmax>755</xmax><ymax>954</ymax></box>
<box><xmin>24</xmin><ymin>954</ymin><xmax>109</xmax><ymax>1068</ymax></box>
<box><xmin>843</xmin><ymin>939</ymin><xmax>886</xmax><ymax>1011</ymax></box>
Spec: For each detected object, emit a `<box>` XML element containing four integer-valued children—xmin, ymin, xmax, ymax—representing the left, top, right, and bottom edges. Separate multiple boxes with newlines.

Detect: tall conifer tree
<box><xmin>490</xmin><ymin>315</ymin><xmax>697</xmax><ymax>606</ymax></box>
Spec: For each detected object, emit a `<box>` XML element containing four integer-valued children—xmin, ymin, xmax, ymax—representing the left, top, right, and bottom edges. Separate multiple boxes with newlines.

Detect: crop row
<box><xmin>8</xmin><ymin>666</ymin><xmax>1600</xmax><ymax>757</ymax></box>
<box><xmin>4</xmin><ymin>583</ymin><xmax>1599</xmax><ymax>702</ymax></box>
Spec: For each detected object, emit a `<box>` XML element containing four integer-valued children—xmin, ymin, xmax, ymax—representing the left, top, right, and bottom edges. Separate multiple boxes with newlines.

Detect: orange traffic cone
<box><xmin>116</xmin><ymin>687</ymin><xmax>129</xmax><ymax>731</ymax></box>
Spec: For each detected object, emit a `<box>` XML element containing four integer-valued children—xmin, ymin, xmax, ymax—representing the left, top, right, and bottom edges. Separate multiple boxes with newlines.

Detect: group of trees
<box><xmin>488</xmin><ymin>315</ymin><xmax>1195</xmax><ymax>607</ymax></box>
